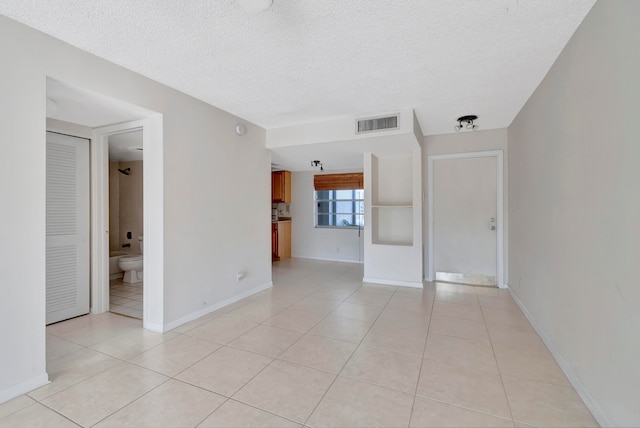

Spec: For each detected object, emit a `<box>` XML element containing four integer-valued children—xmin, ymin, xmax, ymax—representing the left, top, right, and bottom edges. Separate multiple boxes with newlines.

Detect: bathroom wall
<box><xmin>108</xmin><ymin>162</ymin><xmax>120</xmax><ymax>252</ymax></box>
<box><xmin>109</xmin><ymin>161</ymin><xmax>143</xmax><ymax>252</ymax></box>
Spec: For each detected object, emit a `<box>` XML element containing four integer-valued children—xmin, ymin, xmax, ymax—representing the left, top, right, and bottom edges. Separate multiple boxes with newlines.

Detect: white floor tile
<box><xmin>0</xmin><ymin>260</ymin><xmax>596</xmax><ymax>428</ymax></box>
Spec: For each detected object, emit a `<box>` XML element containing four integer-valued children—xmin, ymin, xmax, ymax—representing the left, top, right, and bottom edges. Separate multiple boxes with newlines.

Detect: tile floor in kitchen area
<box><xmin>0</xmin><ymin>258</ymin><xmax>598</xmax><ymax>427</ymax></box>
<box><xmin>108</xmin><ymin>278</ymin><xmax>143</xmax><ymax>320</ymax></box>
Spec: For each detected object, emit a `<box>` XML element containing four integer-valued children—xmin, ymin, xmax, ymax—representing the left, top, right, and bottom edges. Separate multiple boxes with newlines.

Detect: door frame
<box><xmin>91</xmin><ymin>114</ymin><xmax>165</xmax><ymax>332</ymax></box>
<box><xmin>427</xmin><ymin>150</ymin><xmax>505</xmax><ymax>288</ymax></box>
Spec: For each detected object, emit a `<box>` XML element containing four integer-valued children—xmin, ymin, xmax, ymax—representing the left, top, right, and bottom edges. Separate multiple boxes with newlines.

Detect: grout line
<box><xmin>33</xmin><ymin>359</ymin><xmax>129</xmax><ymax>418</ymax></box>
<box><xmin>37</xmin><ymin>262</ymin><xmax>450</xmax><ymax>427</ymax></box>
<box><xmin>0</xmin><ymin>397</ymin><xmax>39</xmax><ymax>422</ymax></box>
<box><xmin>33</xmin><ymin>401</ymin><xmax>84</xmax><ymax>427</ymax></box>
<box><xmin>160</xmin><ymin>276</ymin><xmax>365</xmax><ymax>425</ymax></box>
<box><xmin>301</xmin><ymin>282</ymin><xmax>401</xmax><ymax>426</ymax></box>
<box><xmin>476</xmin><ymin>286</ymin><xmax>516</xmax><ymax>424</ymax></box>
<box><xmin>407</xmin><ymin>283</ymin><xmax>436</xmax><ymax>428</ymax></box>
<box><xmin>191</xmin><ymin>395</ymin><xmax>230</xmax><ymax>427</ymax></box>
<box><xmin>86</xmin><ymin>377</ymin><xmax>173</xmax><ymax>427</ymax></box>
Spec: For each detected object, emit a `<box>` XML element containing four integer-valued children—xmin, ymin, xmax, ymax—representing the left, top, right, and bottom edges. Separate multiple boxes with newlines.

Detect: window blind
<box><xmin>313</xmin><ymin>173</ymin><xmax>364</xmax><ymax>191</ymax></box>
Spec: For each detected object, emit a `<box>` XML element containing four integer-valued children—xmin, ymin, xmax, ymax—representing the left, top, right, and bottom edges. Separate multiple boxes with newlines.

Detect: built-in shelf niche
<box><xmin>371</xmin><ymin>206</ymin><xmax>413</xmax><ymax>245</ymax></box>
<box><xmin>370</xmin><ymin>154</ymin><xmax>414</xmax><ymax>246</ymax></box>
<box><xmin>370</xmin><ymin>154</ymin><xmax>413</xmax><ymax>206</ymax></box>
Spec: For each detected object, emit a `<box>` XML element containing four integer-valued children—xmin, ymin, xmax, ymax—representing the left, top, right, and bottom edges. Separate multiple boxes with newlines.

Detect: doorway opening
<box><xmin>107</xmin><ymin>130</ymin><xmax>144</xmax><ymax>319</ymax></box>
<box><xmin>46</xmin><ymin>78</ymin><xmax>164</xmax><ymax>331</ymax></box>
<box><xmin>92</xmin><ymin>117</ymin><xmax>164</xmax><ymax>332</ymax></box>
<box><xmin>428</xmin><ymin>150</ymin><xmax>505</xmax><ymax>288</ymax></box>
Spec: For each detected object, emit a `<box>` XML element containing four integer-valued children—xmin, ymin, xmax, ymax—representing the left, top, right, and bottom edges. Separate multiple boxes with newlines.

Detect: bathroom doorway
<box><xmin>107</xmin><ymin>130</ymin><xmax>144</xmax><ymax>319</ymax></box>
<box><xmin>92</xmin><ymin>116</ymin><xmax>164</xmax><ymax>332</ymax></box>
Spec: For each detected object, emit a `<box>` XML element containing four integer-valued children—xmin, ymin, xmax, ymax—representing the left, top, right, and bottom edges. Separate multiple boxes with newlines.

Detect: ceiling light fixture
<box><xmin>311</xmin><ymin>160</ymin><xmax>324</xmax><ymax>171</ymax></box>
<box><xmin>454</xmin><ymin>115</ymin><xmax>478</xmax><ymax>132</ymax></box>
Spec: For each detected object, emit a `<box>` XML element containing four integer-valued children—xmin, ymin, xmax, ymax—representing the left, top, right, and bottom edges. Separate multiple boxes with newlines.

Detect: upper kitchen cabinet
<box><xmin>272</xmin><ymin>170</ymin><xmax>291</xmax><ymax>203</ymax></box>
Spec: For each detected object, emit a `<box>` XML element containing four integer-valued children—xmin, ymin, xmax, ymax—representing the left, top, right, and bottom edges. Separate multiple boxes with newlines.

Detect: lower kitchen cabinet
<box><xmin>272</xmin><ymin>221</ymin><xmax>291</xmax><ymax>261</ymax></box>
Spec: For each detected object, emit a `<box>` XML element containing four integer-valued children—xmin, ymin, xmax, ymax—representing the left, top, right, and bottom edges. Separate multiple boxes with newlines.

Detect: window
<box><xmin>316</xmin><ymin>189</ymin><xmax>364</xmax><ymax>228</ymax></box>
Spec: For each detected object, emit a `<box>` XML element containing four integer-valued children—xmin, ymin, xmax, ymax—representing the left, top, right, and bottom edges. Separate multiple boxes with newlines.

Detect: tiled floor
<box><xmin>0</xmin><ymin>259</ymin><xmax>598</xmax><ymax>427</ymax></box>
<box><xmin>109</xmin><ymin>278</ymin><xmax>143</xmax><ymax>320</ymax></box>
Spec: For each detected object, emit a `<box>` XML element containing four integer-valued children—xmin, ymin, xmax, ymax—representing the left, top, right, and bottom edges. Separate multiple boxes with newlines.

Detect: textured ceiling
<box><xmin>1</xmin><ymin>0</ymin><xmax>595</xmax><ymax>135</ymax></box>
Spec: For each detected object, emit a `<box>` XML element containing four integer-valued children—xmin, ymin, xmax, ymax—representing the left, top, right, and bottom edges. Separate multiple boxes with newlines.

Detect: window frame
<box><xmin>314</xmin><ymin>188</ymin><xmax>364</xmax><ymax>229</ymax></box>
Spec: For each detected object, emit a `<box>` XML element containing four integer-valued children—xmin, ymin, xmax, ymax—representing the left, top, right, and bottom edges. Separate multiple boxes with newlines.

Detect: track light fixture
<box><xmin>311</xmin><ymin>160</ymin><xmax>324</xmax><ymax>171</ymax></box>
<box><xmin>454</xmin><ymin>115</ymin><xmax>478</xmax><ymax>132</ymax></box>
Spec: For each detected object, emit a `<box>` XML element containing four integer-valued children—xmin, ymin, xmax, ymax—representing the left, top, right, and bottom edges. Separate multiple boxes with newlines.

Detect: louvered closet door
<box><xmin>46</xmin><ymin>132</ymin><xmax>90</xmax><ymax>324</ymax></box>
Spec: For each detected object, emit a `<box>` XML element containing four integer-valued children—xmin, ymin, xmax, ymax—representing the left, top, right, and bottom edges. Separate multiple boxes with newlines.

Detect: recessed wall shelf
<box><xmin>371</xmin><ymin>205</ymin><xmax>413</xmax><ymax>246</ymax></box>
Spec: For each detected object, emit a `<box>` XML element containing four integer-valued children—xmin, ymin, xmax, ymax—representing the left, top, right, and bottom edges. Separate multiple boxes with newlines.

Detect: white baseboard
<box><xmin>161</xmin><ymin>281</ymin><xmax>273</xmax><ymax>333</ymax></box>
<box><xmin>143</xmin><ymin>321</ymin><xmax>164</xmax><ymax>333</ymax></box>
<box><xmin>292</xmin><ymin>255</ymin><xmax>363</xmax><ymax>264</ymax></box>
<box><xmin>507</xmin><ymin>285</ymin><xmax>611</xmax><ymax>428</ymax></box>
<box><xmin>0</xmin><ymin>373</ymin><xmax>49</xmax><ymax>405</ymax></box>
<box><xmin>362</xmin><ymin>277</ymin><xmax>423</xmax><ymax>288</ymax></box>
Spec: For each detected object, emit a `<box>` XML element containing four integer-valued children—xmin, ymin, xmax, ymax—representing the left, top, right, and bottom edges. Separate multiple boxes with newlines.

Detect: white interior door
<box><xmin>46</xmin><ymin>132</ymin><xmax>90</xmax><ymax>324</ymax></box>
<box><xmin>433</xmin><ymin>156</ymin><xmax>497</xmax><ymax>279</ymax></box>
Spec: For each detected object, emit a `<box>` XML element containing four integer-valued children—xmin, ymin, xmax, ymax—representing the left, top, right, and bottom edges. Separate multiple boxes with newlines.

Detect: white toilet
<box><xmin>118</xmin><ymin>236</ymin><xmax>143</xmax><ymax>283</ymax></box>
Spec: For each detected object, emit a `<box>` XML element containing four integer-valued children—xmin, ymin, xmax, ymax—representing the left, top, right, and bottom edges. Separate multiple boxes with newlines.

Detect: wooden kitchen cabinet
<box><xmin>272</xmin><ymin>221</ymin><xmax>291</xmax><ymax>261</ymax></box>
<box><xmin>272</xmin><ymin>223</ymin><xmax>279</xmax><ymax>261</ymax></box>
<box><xmin>272</xmin><ymin>170</ymin><xmax>291</xmax><ymax>203</ymax></box>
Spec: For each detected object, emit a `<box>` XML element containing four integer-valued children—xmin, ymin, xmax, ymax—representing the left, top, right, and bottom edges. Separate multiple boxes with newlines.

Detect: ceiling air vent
<box><xmin>356</xmin><ymin>114</ymin><xmax>399</xmax><ymax>134</ymax></box>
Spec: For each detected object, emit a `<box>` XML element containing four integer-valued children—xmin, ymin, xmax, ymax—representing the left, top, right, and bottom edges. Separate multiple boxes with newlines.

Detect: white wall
<box><xmin>46</xmin><ymin>118</ymin><xmax>92</xmax><ymax>139</ymax></box>
<box><xmin>0</xmin><ymin>15</ymin><xmax>271</xmax><ymax>403</ymax></box>
<box><xmin>423</xmin><ymin>129</ymin><xmax>508</xmax><ymax>281</ymax></box>
<box><xmin>291</xmin><ymin>170</ymin><xmax>363</xmax><ymax>263</ymax></box>
<box><xmin>508</xmin><ymin>1</ymin><xmax>639</xmax><ymax>426</ymax></box>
